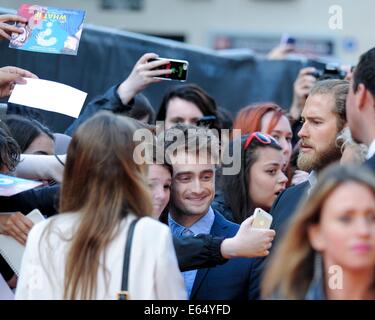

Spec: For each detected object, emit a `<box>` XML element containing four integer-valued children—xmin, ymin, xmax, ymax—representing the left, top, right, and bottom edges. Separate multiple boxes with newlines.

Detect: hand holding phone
<box><xmin>117</xmin><ymin>53</ymin><xmax>175</xmax><ymax>104</ymax></box>
<box><xmin>252</xmin><ymin>208</ymin><xmax>273</xmax><ymax>229</ymax></box>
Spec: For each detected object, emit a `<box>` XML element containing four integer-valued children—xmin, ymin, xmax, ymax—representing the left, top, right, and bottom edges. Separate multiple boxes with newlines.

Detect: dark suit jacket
<box><xmin>246</xmin><ymin>181</ymin><xmax>310</xmax><ymax>300</ymax></box>
<box><xmin>189</xmin><ymin>211</ymin><xmax>256</xmax><ymax>300</ymax></box>
<box><xmin>270</xmin><ymin>180</ymin><xmax>310</xmax><ymax>239</ymax></box>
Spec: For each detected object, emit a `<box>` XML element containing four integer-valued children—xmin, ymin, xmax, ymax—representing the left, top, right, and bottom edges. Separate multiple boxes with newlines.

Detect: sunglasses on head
<box><xmin>244</xmin><ymin>132</ymin><xmax>278</xmax><ymax>150</ymax></box>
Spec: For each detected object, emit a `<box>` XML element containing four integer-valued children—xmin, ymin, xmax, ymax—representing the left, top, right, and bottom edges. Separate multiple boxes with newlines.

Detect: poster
<box><xmin>9</xmin><ymin>4</ymin><xmax>86</xmax><ymax>55</ymax></box>
<box><xmin>0</xmin><ymin>173</ymin><xmax>44</xmax><ymax>197</ymax></box>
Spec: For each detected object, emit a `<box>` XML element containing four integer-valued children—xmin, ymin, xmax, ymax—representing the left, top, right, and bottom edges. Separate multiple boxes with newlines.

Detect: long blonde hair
<box><xmin>42</xmin><ymin>112</ymin><xmax>153</xmax><ymax>299</ymax></box>
<box><xmin>261</xmin><ymin>164</ymin><xmax>375</xmax><ymax>299</ymax></box>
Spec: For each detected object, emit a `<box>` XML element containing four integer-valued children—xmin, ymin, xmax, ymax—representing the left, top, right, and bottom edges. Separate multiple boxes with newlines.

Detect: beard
<box><xmin>297</xmin><ymin>139</ymin><xmax>342</xmax><ymax>172</ymax></box>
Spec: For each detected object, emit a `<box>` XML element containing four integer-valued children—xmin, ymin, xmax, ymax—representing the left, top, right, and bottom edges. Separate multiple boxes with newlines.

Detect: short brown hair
<box><xmin>161</xmin><ymin>123</ymin><xmax>220</xmax><ymax>165</ymax></box>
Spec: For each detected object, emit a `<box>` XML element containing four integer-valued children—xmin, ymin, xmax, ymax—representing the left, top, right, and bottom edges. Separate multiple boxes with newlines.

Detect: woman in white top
<box><xmin>15</xmin><ymin>111</ymin><xmax>187</xmax><ymax>300</ymax></box>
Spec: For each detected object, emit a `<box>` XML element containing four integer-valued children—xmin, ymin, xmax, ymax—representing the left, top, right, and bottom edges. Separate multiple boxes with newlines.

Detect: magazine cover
<box><xmin>0</xmin><ymin>173</ymin><xmax>44</xmax><ymax>197</ymax></box>
<box><xmin>9</xmin><ymin>4</ymin><xmax>86</xmax><ymax>55</ymax></box>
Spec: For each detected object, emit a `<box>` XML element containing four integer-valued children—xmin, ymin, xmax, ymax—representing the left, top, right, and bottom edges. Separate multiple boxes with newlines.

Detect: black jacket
<box><xmin>173</xmin><ymin>234</ymin><xmax>227</xmax><ymax>272</ymax></box>
<box><xmin>271</xmin><ymin>181</ymin><xmax>310</xmax><ymax>239</ymax></box>
<box><xmin>248</xmin><ymin>181</ymin><xmax>310</xmax><ymax>300</ymax></box>
<box><xmin>0</xmin><ymin>184</ymin><xmax>60</xmax><ymax>217</ymax></box>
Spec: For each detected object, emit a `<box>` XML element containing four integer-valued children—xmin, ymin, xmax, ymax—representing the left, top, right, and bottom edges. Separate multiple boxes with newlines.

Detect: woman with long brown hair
<box><xmin>261</xmin><ymin>164</ymin><xmax>375</xmax><ymax>299</ymax></box>
<box><xmin>15</xmin><ymin>112</ymin><xmax>186</xmax><ymax>299</ymax></box>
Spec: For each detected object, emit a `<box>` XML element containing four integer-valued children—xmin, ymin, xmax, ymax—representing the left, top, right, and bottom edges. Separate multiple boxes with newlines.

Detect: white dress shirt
<box><xmin>168</xmin><ymin>207</ymin><xmax>215</xmax><ymax>298</ymax></box>
<box><xmin>366</xmin><ymin>139</ymin><xmax>375</xmax><ymax>160</ymax></box>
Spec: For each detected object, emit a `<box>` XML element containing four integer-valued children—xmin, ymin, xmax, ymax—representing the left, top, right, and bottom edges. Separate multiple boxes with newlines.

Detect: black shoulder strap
<box><xmin>118</xmin><ymin>218</ymin><xmax>139</xmax><ymax>300</ymax></box>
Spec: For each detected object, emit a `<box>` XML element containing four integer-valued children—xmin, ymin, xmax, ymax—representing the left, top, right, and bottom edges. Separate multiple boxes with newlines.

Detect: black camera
<box><xmin>312</xmin><ymin>65</ymin><xmax>347</xmax><ymax>80</ymax></box>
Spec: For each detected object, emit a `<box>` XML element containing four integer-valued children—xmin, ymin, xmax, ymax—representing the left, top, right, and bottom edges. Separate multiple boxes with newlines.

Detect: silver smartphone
<box><xmin>252</xmin><ymin>208</ymin><xmax>273</xmax><ymax>229</ymax></box>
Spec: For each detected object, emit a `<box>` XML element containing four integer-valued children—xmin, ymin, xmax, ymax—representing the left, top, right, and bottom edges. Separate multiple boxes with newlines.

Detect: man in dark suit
<box><xmin>272</xmin><ymin>79</ymin><xmax>349</xmax><ymax>238</ymax></box>
<box><xmin>164</xmin><ymin>124</ymin><xmax>275</xmax><ymax>300</ymax></box>
<box><xmin>188</xmin><ymin>212</ymin><xmax>260</xmax><ymax>300</ymax></box>
<box><xmin>250</xmin><ymin>79</ymin><xmax>349</xmax><ymax>299</ymax></box>
<box><xmin>346</xmin><ymin>47</ymin><xmax>375</xmax><ymax>171</ymax></box>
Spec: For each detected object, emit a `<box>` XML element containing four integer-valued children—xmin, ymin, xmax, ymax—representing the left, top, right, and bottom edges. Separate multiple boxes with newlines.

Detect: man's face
<box><xmin>297</xmin><ymin>93</ymin><xmax>342</xmax><ymax>172</ymax></box>
<box><xmin>165</xmin><ymin>97</ymin><xmax>204</xmax><ymax>130</ymax></box>
<box><xmin>170</xmin><ymin>152</ymin><xmax>215</xmax><ymax>226</ymax></box>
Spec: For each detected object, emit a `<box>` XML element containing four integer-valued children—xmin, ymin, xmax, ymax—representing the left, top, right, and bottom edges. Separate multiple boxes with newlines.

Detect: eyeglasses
<box><xmin>244</xmin><ymin>132</ymin><xmax>278</xmax><ymax>150</ymax></box>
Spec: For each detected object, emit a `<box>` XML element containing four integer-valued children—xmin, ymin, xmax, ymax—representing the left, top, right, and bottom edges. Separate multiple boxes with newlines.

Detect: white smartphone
<box><xmin>252</xmin><ymin>208</ymin><xmax>273</xmax><ymax>229</ymax></box>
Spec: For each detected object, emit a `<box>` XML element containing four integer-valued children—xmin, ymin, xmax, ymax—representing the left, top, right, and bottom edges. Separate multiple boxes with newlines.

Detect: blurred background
<box><xmin>1</xmin><ymin>0</ymin><xmax>371</xmax><ymax>64</ymax></box>
<box><xmin>0</xmin><ymin>0</ymin><xmax>372</xmax><ymax>132</ymax></box>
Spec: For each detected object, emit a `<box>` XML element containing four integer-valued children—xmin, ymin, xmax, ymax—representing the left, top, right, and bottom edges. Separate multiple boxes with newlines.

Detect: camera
<box><xmin>305</xmin><ymin>60</ymin><xmax>347</xmax><ymax>81</ymax></box>
<box><xmin>311</xmin><ymin>65</ymin><xmax>347</xmax><ymax>81</ymax></box>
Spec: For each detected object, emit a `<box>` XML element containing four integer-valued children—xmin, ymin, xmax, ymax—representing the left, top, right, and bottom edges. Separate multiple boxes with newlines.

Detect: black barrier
<box><xmin>0</xmin><ymin>7</ymin><xmax>303</xmax><ymax>133</ymax></box>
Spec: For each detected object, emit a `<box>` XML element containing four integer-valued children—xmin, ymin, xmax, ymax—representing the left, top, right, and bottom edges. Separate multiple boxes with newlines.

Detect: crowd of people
<box><xmin>0</xmin><ymin>13</ymin><xmax>375</xmax><ymax>300</ymax></box>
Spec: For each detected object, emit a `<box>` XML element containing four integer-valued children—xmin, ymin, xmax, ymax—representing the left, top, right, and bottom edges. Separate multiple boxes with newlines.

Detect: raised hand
<box><xmin>117</xmin><ymin>52</ymin><xmax>172</xmax><ymax>105</ymax></box>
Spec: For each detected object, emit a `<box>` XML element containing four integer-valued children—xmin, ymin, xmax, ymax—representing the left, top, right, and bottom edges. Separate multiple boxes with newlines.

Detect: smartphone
<box><xmin>252</xmin><ymin>208</ymin><xmax>273</xmax><ymax>229</ymax></box>
<box><xmin>280</xmin><ymin>33</ymin><xmax>296</xmax><ymax>45</ymax></box>
<box><xmin>149</xmin><ymin>58</ymin><xmax>189</xmax><ymax>82</ymax></box>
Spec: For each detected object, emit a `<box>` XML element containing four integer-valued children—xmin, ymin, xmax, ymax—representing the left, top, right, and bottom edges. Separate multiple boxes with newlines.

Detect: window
<box><xmin>100</xmin><ymin>0</ymin><xmax>144</xmax><ymax>11</ymax></box>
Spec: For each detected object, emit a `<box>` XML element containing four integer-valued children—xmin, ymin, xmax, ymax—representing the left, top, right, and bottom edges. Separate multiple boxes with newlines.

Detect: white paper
<box><xmin>9</xmin><ymin>78</ymin><xmax>87</xmax><ymax>118</ymax></box>
<box><xmin>0</xmin><ymin>209</ymin><xmax>45</xmax><ymax>277</ymax></box>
